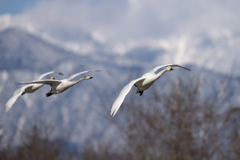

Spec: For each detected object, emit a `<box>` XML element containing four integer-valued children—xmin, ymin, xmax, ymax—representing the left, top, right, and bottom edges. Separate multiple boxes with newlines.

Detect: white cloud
<box><xmin>64</xmin><ymin>41</ymin><xmax>95</xmax><ymax>55</ymax></box>
<box><xmin>91</xmin><ymin>31</ymin><xmax>106</xmax><ymax>44</ymax></box>
<box><xmin>7</xmin><ymin>0</ymin><xmax>237</xmax><ymax>42</ymax></box>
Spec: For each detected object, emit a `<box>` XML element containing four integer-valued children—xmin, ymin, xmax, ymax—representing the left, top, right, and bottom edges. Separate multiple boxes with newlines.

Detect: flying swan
<box><xmin>110</xmin><ymin>64</ymin><xmax>191</xmax><ymax>117</ymax></box>
<box><xmin>5</xmin><ymin>71</ymin><xmax>63</xmax><ymax>112</ymax></box>
<box><xmin>17</xmin><ymin>70</ymin><xmax>100</xmax><ymax>97</ymax></box>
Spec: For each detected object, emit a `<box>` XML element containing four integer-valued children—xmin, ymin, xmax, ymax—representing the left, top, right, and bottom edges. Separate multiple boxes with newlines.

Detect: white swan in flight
<box><xmin>5</xmin><ymin>71</ymin><xmax>63</xmax><ymax>112</ymax></box>
<box><xmin>110</xmin><ymin>64</ymin><xmax>191</xmax><ymax>117</ymax></box>
<box><xmin>17</xmin><ymin>70</ymin><xmax>100</xmax><ymax>97</ymax></box>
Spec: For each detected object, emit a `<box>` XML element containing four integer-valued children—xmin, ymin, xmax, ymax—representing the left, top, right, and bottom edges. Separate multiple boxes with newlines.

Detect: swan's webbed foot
<box><xmin>140</xmin><ymin>91</ymin><xmax>143</xmax><ymax>96</ymax></box>
<box><xmin>46</xmin><ymin>92</ymin><xmax>52</xmax><ymax>97</ymax></box>
<box><xmin>21</xmin><ymin>92</ymin><xmax>25</xmax><ymax>95</ymax></box>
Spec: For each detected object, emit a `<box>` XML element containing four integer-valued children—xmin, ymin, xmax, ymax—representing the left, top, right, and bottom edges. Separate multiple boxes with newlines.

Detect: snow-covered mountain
<box><xmin>1</xmin><ymin>13</ymin><xmax>239</xmax><ymax>77</ymax></box>
<box><xmin>0</xmin><ymin>27</ymin><xmax>239</xmax><ymax>148</ymax></box>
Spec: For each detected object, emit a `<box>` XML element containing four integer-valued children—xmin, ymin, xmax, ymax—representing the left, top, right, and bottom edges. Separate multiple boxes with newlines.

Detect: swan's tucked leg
<box><xmin>134</xmin><ymin>84</ymin><xmax>143</xmax><ymax>96</ymax></box>
<box><xmin>45</xmin><ymin>90</ymin><xmax>52</xmax><ymax>97</ymax></box>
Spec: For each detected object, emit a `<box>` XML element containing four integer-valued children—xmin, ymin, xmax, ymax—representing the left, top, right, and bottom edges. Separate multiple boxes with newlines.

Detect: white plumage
<box><xmin>5</xmin><ymin>71</ymin><xmax>63</xmax><ymax>112</ymax></box>
<box><xmin>110</xmin><ymin>64</ymin><xmax>191</xmax><ymax>117</ymax></box>
<box><xmin>17</xmin><ymin>70</ymin><xmax>100</xmax><ymax>97</ymax></box>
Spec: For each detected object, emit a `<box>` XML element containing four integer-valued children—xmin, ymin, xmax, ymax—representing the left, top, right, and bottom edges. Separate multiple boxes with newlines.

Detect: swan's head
<box><xmin>85</xmin><ymin>75</ymin><xmax>93</xmax><ymax>79</ymax></box>
<box><xmin>167</xmin><ymin>67</ymin><xmax>173</xmax><ymax>71</ymax></box>
<box><xmin>50</xmin><ymin>76</ymin><xmax>55</xmax><ymax>80</ymax></box>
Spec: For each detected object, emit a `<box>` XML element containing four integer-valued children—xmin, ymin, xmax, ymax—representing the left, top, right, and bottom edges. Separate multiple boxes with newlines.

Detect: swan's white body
<box><xmin>5</xmin><ymin>71</ymin><xmax>63</xmax><ymax>112</ymax></box>
<box><xmin>17</xmin><ymin>70</ymin><xmax>100</xmax><ymax>97</ymax></box>
<box><xmin>110</xmin><ymin>64</ymin><xmax>191</xmax><ymax>117</ymax></box>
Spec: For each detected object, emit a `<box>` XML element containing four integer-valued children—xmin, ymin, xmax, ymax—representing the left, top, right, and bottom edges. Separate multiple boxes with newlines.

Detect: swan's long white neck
<box><xmin>154</xmin><ymin>68</ymin><xmax>169</xmax><ymax>81</ymax></box>
<box><xmin>71</xmin><ymin>77</ymin><xmax>86</xmax><ymax>85</ymax></box>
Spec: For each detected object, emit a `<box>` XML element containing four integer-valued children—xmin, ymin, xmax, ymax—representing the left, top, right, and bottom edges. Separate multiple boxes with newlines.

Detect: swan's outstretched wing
<box><xmin>67</xmin><ymin>70</ymin><xmax>101</xmax><ymax>81</ymax></box>
<box><xmin>149</xmin><ymin>64</ymin><xmax>191</xmax><ymax>73</ymax></box>
<box><xmin>38</xmin><ymin>71</ymin><xmax>64</xmax><ymax>80</ymax></box>
<box><xmin>5</xmin><ymin>85</ymin><xmax>31</xmax><ymax>112</ymax></box>
<box><xmin>110</xmin><ymin>77</ymin><xmax>146</xmax><ymax>117</ymax></box>
<box><xmin>17</xmin><ymin>80</ymin><xmax>62</xmax><ymax>86</ymax></box>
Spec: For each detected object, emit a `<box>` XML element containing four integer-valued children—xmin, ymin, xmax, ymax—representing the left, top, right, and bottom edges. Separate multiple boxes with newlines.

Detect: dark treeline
<box><xmin>0</xmin><ymin>76</ymin><xmax>240</xmax><ymax>160</ymax></box>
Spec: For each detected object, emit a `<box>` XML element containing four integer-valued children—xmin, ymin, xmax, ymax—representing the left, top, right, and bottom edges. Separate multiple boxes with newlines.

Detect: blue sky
<box><xmin>0</xmin><ymin>0</ymin><xmax>39</xmax><ymax>15</ymax></box>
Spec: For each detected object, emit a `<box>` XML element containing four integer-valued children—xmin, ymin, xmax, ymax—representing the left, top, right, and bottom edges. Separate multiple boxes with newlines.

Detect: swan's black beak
<box><xmin>89</xmin><ymin>76</ymin><xmax>93</xmax><ymax>79</ymax></box>
<box><xmin>170</xmin><ymin>68</ymin><xmax>174</xmax><ymax>71</ymax></box>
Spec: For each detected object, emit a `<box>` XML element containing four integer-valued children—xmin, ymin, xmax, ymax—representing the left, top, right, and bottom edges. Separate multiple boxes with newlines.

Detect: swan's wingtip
<box><xmin>110</xmin><ymin>110</ymin><xmax>116</xmax><ymax>117</ymax></box>
<box><xmin>5</xmin><ymin>107</ymin><xmax>10</xmax><ymax>113</ymax></box>
<box><xmin>58</xmin><ymin>72</ymin><xmax>64</xmax><ymax>75</ymax></box>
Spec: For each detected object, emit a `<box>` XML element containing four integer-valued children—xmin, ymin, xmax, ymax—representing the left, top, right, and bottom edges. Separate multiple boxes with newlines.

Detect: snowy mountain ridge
<box><xmin>1</xmin><ymin>14</ymin><xmax>239</xmax><ymax>76</ymax></box>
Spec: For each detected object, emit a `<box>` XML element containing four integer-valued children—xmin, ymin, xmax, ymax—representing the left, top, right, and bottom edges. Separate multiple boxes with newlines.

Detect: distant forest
<box><xmin>1</xmin><ymin>77</ymin><xmax>240</xmax><ymax>160</ymax></box>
